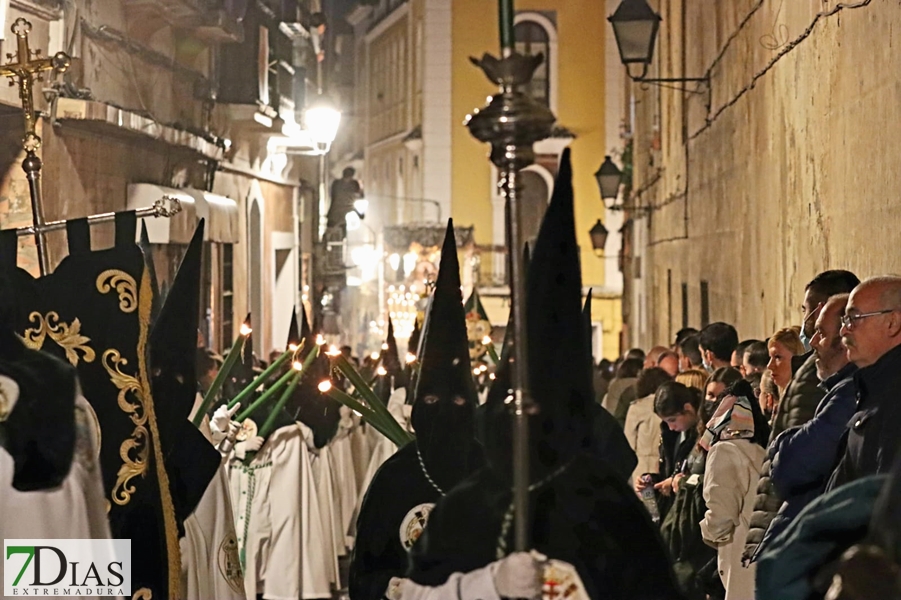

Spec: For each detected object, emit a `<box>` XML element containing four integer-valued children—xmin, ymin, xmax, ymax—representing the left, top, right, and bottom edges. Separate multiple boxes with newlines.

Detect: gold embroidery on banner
<box><xmin>96</xmin><ymin>270</ymin><xmax>138</xmax><ymax>313</ymax></box>
<box><xmin>134</xmin><ymin>269</ymin><xmax>182</xmax><ymax>596</ymax></box>
<box><xmin>131</xmin><ymin>588</ymin><xmax>152</xmax><ymax>599</ymax></box>
<box><xmin>23</xmin><ymin>312</ymin><xmax>96</xmax><ymax>366</ymax></box>
<box><xmin>102</xmin><ymin>349</ymin><xmax>149</xmax><ymax>506</ymax></box>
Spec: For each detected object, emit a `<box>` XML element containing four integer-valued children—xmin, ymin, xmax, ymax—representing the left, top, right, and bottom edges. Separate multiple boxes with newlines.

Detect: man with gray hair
<box><xmin>756</xmin><ymin>293</ymin><xmax>858</xmax><ymax>552</ymax></box>
<box><xmin>827</xmin><ymin>276</ymin><xmax>901</xmax><ymax>490</ymax></box>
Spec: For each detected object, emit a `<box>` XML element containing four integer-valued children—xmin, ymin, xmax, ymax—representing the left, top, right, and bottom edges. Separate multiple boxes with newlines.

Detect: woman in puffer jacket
<box><xmin>700</xmin><ymin>380</ymin><xmax>770</xmax><ymax>600</ymax></box>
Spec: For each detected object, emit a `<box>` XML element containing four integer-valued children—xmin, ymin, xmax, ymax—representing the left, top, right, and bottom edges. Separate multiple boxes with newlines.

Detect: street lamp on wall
<box><xmin>594</xmin><ymin>156</ymin><xmax>622</xmax><ymax>206</ymax></box>
<box><xmin>304</xmin><ymin>96</ymin><xmax>342</xmax><ymax>152</ymax></box>
<box><xmin>608</xmin><ymin>0</ymin><xmax>708</xmax><ymax>89</ymax></box>
<box><xmin>589</xmin><ymin>220</ymin><xmax>609</xmax><ymax>256</ymax></box>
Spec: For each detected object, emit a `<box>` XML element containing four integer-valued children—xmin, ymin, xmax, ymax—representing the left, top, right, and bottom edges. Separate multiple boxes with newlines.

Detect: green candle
<box><xmin>192</xmin><ymin>324</ymin><xmax>251</xmax><ymax>427</ymax></box>
<box><xmin>236</xmin><ymin>367</ymin><xmax>297</xmax><ymax>422</ymax></box>
<box><xmin>227</xmin><ymin>349</ymin><xmax>294</xmax><ymax>410</ymax></box>
<box><xmin>327</xmin><ymin>386</ymin><xmax>413</xmax><ymax>448</ymax></box>
<box><xmin>499</xmin><ymin>0</ymin><xmax>515</xmax><ymax>52</ymax></box>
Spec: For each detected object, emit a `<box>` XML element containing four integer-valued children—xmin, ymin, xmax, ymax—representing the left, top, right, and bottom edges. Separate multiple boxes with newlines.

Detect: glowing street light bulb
<box><xmin>318</xmin><ymin>380</ymin><xmax>332</xmax><ymax>393</ymax></box>
<box><xmin>240</xmin><ymin>323</ymin><xmax>253</xmax><ymax>336</ymax></box>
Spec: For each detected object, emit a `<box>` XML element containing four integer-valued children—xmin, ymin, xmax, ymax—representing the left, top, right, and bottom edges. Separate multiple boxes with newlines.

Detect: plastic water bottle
<box><xmin>640</xmin><ymin>475</ymin><xmax>660</xmax><ymax>523</ymax></box>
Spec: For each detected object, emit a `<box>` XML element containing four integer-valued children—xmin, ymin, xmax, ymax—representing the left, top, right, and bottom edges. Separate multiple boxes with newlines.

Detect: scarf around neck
<box><xmin>699</xmin><ymin>394</ymin><xmax>755</xmax><ymax>451</ymax></box>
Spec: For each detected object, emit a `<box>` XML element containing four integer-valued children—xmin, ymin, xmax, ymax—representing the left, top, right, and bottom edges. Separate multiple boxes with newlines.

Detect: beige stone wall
<box><xmin>628</xmin><ymin>0</ymin><xmax>897</xmax><ymax>348</ymax></box>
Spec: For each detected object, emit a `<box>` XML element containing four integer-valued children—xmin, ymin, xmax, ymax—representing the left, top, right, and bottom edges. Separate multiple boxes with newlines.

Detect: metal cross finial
<box><xmin>0</xmin><ymin>18</ymin><xmax>71</xmax><ymax>275</ymax></box>
<box><xmin>1</xmin><ymin>18</ymin><xmax>71</xmax><ymax>141</ymax></box>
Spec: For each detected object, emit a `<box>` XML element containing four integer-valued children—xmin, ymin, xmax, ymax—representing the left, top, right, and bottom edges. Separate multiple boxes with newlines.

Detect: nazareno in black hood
<box><xmin>410</xmin><ymin>219</ymin><xmax>480</xmax><ymax>492</ymax></box>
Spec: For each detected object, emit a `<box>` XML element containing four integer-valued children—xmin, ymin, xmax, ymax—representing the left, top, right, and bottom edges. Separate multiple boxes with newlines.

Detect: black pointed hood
<box><xmin>526</xmin><ymin>148</ymin><xmax>594</xmax><ymax>465</ymax></box>
<box><xmin>286</xmin><ymin>308</ymin><xmax>300</xmax><ymax>349</ymax></box>
<box><xmin>381</xmin><ymin>317</ymin><xmax>405</xmax><ymax>387</ymax></box>
<box><xmin>223</xmin><ymin>313</ymin><xmax>254</xmax><ymax>400</ymax></box>
<box><xmin>483</xmin><ymin>150</ymin><xmax>593</xmax><ymax>478</ymax></box>
<box><xmin>411</xmin><ymin>219</ymin><xmax>479</xmax><ymax>490</ymax></box>
<box><xmin>150</xmin><ymin>220</ymin><xmax>204</xmax><ymax>382</ymax></box>
<box><xmin>583</xmin><ymin>290</ymin><xmax>595</xmax><ymax>384</ymax></box>
<box><xmin>148</xmin><ymin>220</ymin><xmax>221</xmax><ymax>522</ymax></box>
<box><xmin>139</xmin><ymin>221</ymin><xmax>161</xmax><ymax>325</ymax></box>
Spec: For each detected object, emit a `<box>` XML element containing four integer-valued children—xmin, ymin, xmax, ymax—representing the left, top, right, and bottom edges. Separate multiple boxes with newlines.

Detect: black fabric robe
<box><xmin>349</xmin><ymin>441</ymin><xmax>484</xmax><ymax>600</ymax></box>
<box><xmin>409</xmin><ymin>452</ymin><xmax>685</xmax><ymax>600</ymax></box>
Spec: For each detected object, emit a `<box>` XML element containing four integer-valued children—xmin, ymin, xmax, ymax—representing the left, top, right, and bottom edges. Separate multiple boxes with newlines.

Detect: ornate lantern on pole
<box><xmin>465</xmin><ymin>0</ymin><xmax>555</xmax><ymax>553</ymax></box>
<box><xmin>589</xmin><ymin>220</ymin><xmax>609</xmax><ymax>256</ymax></box>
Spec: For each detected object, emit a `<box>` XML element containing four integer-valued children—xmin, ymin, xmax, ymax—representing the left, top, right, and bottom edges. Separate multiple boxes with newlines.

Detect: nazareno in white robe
<box><xmin>330</xmin><ymin>406</ymin><xmax>359</xmax><ymax>547</ymax></box>
<box><xmin>0</xmin><ymin>381</ymin><xmax>112</xmax><ymax>599</ymax></box>
<box><xmin>230</xmin><ymin>422</ymin><xmax>332</xmax><ymax>600</ymax></box>
<box><xmin>180</xmin><ymin>395</ymin><xmax>244</xmax><ymax>600</ymax></box>
<box><xmin>311</xmin><ymin>441</ymin><xmax>344</xmax><ymax>584</ymax></box>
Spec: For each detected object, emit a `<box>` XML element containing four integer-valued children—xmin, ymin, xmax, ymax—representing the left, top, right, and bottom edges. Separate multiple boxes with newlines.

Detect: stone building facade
<box><xmin>0</xmin><ymin>0</ymin><xmax>330</xmax><ymax>357</ymax></box>
<box><xmin>622</xmin><ymin>0</ymin><xmax>897</xmax><ymax>348</ymax></box>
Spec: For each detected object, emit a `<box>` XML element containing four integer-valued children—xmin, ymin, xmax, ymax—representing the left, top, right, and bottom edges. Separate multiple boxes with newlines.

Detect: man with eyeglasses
<box><xmin>754</xmin><ymin>293</ymin><xmax>859</xmax><ymax>555</ymax></box>
<box><xmin>827</xmin><ymin>276</ymin><xmax>901</xmax><ymax>491</ymax></box>
<box><xmin>743</xmin><ymin>270</ymin><xmax>860</xmax><ymax>564</ymax></box>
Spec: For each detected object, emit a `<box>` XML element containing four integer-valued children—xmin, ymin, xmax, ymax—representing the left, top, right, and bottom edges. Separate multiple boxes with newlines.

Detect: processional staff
<box><xmin>0</xmin><ymin>18</ymin><xmax>180</xmax><ymax>275</ymax></box>
<box><xmin>465</xmin><ymin>0</ymin><xmax>555</xmax><ymax>552</ymax></box>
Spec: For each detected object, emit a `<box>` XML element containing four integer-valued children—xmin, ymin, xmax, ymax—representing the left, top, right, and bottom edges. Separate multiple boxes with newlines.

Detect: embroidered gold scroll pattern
<box><xmin>23</xmin><ymin>312</ymin><xmax>96</xmax><ymax>366</ymax></box>
<box><xmin>96</xmin><ymin>270</ymin><xmax>138</xmax><ymax>313</ymax></box>
<box><xmin>101</xmin><ymin>349</ymin><xmax>149</xmax><ymax>506</ymax></box>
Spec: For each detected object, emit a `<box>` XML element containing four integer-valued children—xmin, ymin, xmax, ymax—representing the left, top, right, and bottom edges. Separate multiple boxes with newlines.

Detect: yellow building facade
<box><xmin>343</xmin><ymin>0</ymin><xmax>624</xmax><ymax>359</ymax></box>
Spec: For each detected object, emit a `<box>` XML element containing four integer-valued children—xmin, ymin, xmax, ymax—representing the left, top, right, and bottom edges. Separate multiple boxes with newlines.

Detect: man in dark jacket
<box><xmin>828</xmin><ymin>276</ymin><xmax>901</xmax><ymax>490</ymax></box>
<box><xmin>757</xmin><ymin>293</ymin><xmax>858</xmax><ymax>552</ymax></box>
<box><xmin>744</xmin><ymin>270</ymin><xmax>860</xmax><ymax>562</ymax></box>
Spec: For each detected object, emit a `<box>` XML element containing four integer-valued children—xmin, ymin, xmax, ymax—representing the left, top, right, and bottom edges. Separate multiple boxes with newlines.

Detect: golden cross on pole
<box><xmin>0</xmin><ymin>17</ymin><xmax>71</xmax><ymax>275</ymax></box>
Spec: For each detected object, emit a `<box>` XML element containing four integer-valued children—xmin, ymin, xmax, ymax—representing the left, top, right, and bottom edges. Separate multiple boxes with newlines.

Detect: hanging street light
<box><xmin>589</xmin><ymin>220</ymin><xmax>609</xmax><ymax>256</ymax></box>
<box><xmin>594</xmin><ymin>155</ymin><xmax>623</xmax><ymax>205</ymax></box>
<box><xmin>608</xmin><ymin>0</ymin><xmax>708</xmax><ymax>88</ymax></box>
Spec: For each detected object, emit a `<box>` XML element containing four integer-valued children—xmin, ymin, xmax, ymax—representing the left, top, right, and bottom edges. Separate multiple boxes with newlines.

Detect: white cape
<box><xmin>181</xmin><ymin>397</ymin><xmax>244</xmax><ymax>600</ymax></box>
<box><xmin>0</xmin><ymin>391</ymin><xmax>111</xmax><ymax>600</ymax></box>
<box><xmin>230</xmin><ymin>422</ymin><xmax>332</xmax><ymax>600</ymax></box>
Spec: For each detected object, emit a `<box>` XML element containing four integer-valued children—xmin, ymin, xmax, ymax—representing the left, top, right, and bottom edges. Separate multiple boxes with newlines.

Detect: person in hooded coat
<box><xmin>349</xmin><ymin>219</ymin><xmax>486</xmax><ymax>600</ymax></box>
<box><xmin>405</xmin><ymin>150</ymin><xmax>684</xmax><ymax>600</ymax></box>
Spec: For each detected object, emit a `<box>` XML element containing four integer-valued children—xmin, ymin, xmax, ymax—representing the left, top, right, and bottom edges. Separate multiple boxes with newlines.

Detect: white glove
<box><xmin>210</xmin><ymin>403</ymin><xmax>241</xmax><ymax>443</ymax></box>
<box><xmin>492</xmin><ymin>552</ymin><xmax>544</xmax><ymax>599</ymax></box>
<box><xmin>234</xmin><ymin>435</ymin><xmax>264</xmax><ymax>459</ymax></box>
<box><xmin>0</xmin><ymin>375</ymin><xmax>21</xmax><ymax>422</ymax></box>
<box><xmin>385</xmin><ymin>577</ymin><xmax>406</xmax><ymax>600</ymax></box>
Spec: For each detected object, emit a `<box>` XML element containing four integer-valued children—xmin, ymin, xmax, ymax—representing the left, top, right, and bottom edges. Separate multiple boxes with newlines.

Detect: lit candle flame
<box><xmin>288</xmin><ymin>343</ymin><xmax>299</xmax><ymax>351</ymax></box>
<box><xmin>381</xmin><ymin>342</ymin><xmax>389</xmax><ymax>350</ymax></box>
<box><xmin>405</xmin><ymin>352</ymin><xmax>416</xmax><ymax>364</ymax></box>
<box><xmin>489</xmin><ymin>373</ymin><xmax>496</xmax><ymax>380</ymax></box>
<box><xmin>315</xmin><ymin>334</ymin><xmax>326</xmax><ymax>346</ymax></box>
<box><xmin>318</xmin><ymin>380</ymin><xmax>332</xmax><ymax>393</ymax></box>
<box><xmin>325</xmin><ymin>345</ymin><xmax>341</xmax><ymax>357</ymax></box>
<box><xmin>292</xmin><ymin>360</ymin><xmax>303</xmax><ymax>371</ymax></box>
<box><xmin>240</xmin><ymin>323</ymin><xmax>252</xmax><ymax>336</ymax></box>
<box><xmin>482</xmin><ymin>336</ymin><xmax>492</xmax><ymax>345</ymax></box>
<box><xmin>377</xmin><ymin>366</ymin><xmax>388</xmax><ymax>376</ymax></box>
<box><xmin>472</xmin><ymin>367</ymin><xmax>480</xmax><ymax>375</ymax></box>
<box><xmin>353</xmin><ymin>410</ymin><xmax>362</xmax><ymax>417</ymax></box>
